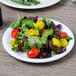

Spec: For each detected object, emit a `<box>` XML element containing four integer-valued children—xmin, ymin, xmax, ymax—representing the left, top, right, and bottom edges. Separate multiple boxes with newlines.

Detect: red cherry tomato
<box><xmin>41</xmin><ymin>29</ymin><xmax>45</xmax><ymax>33</ymax></box>
<box><xmin>60</xmin><ymin>32</ymin><xmax>67</xmax><ymax>38</ymax></box>
<box><xmin>27</xmin><ymin>48</ymin><xmax>39</xmax><ymax>58</ymax></box>
<box><xmin>11</xmin><ymin>29</ymin><xmax>20</xmax><ymax>39</ymax></box>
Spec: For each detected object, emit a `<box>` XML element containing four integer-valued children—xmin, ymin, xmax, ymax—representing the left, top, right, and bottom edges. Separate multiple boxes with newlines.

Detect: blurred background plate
<box><xmin>0</xmin><ymin>0</ymin><xmax>61</xmax><ymax>9</ymax></box>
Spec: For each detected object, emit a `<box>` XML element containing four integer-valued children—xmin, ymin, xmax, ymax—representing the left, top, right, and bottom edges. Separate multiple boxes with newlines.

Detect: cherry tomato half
<box><xmin>27</xmin><ymin>48</ymin><xmax>39</xmax><ymax>58</ymax></box>
<box><xmin>60</xmin><ymin>32</ymin><xmax>67</xmax><ymax>38</ymax></box>
<box><xmin>11</xmin><ymin>29</ymin><xmax>20</xmax><ymax>39</ymax></box>
<box><xmin>41</xmin><ymin>29</ymin><xmax>45</xmax><ymax>33</ymax></box>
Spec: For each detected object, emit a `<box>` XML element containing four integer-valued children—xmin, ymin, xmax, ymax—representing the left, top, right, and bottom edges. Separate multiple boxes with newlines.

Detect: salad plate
<box><xmin>0</xmin><ymin>0</ymin><xmax>61</xmax><ymax>9</ymax></box>
<box><xmin>2</xmin><ymin>17</ymin><xmax>74</xmax><ymax>63</ymax></box>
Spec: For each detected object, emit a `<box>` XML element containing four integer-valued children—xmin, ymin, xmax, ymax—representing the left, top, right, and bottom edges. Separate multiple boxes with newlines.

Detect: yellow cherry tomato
<box><xmin>26</xmin><ymin>29</ymin><xmax>39</xmax><ymax>36</ymax></box>
<box><xmin>9</xmin><ymin>40</ymin><xmax>15</xmax><ymax>46</ymax></box>
<box><xmin>33</xmin><ymin>19</ymin><xmax>44</xmax><ymax>30</ymax></box>
<box><xmin>20</xmin><ymin>40</ymin><xmax>22</xmax><ymax>43</ymax></box>
<box><xmin>52</xmin><ymin>38</ymin><xmax>61</xmax><ymax>48</ymax></box>
<box><xmin>14</xmin><ymin>44</ymin><xmax>18</xmax><ymax>47</ymax></box>
<box><xmin>60</xmin><ymin>39</ymin><xmax>68</xmax><ymax>47</ymax></box>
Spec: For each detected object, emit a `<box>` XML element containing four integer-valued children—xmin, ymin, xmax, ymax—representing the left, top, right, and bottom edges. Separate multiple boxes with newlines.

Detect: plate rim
<box><xmin>0</xmin><ymin>0</ymin><xmax>61</xmax><ymax>9</ymax></box>
<box><xmin>2</xmin><ymin>19</ymin><xmax>75</xmax><ymax>63</ymax></box>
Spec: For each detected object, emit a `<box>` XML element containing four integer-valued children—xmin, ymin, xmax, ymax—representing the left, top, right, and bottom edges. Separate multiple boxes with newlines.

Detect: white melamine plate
<box><xmin>0</xmin><ymin>0</ymin><xmax>61</xmax><ymax>9</ymax></box>
<box><xmin>2</xmin><ymin>19</ymin><xmax>74</xmax><ymax>63</ymax></box>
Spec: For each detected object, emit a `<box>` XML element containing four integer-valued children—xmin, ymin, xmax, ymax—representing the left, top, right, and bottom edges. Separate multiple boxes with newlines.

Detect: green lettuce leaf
<box><xmin>23</xmin><ymin>36</ymin><xmax>42</xmax><ymax>51</ymax></box>
<box><xmin>21</xmin><ymin>23</ymin><xmax>28</xmax><ymax>32</ymax></box>
<box><xmin>28</xmin><ymin>36</ymin><xmax>42</xmax><ymax>49</ymax></box>
<box><xmin>12</xmin><ymin>47</ymin><xmax>18</xmax><ymax>52</ymax></box>
<box><xmin>9</xmin><ymin>16</ymin><xmax>21</xmax><ymax>29</ymax></box>
<box><xmin>15</xmin><ymin>32</ymin><xmax>23</xmax><ymax>43</ymax></box>
<box><xmin>42</xmin><ymin>29</ymin><xmax>53</xmax><ymax>38</ymax></box>
<box><xmin>45</xmin><ymin>18</ymin><xmax>52</xmax><ymax>27</ymax></box>
<box><xmin>21</xmin><ymin>19</ymin><xmax>34</xmax><ymax>28</ymax></box>
<box><xmin>40</xmin><ymin>37</ymin><xmax>47</xmax><ymax>44</ymax></box>
<box><xmin>22</xmin><ymin>41</ymin><xmax>30</xmax><ymax>52</ymax></box>
<box><xmin>65</xmin><ymin>37</ymin><xmax>72</xmax><ymax>41</ymax></box>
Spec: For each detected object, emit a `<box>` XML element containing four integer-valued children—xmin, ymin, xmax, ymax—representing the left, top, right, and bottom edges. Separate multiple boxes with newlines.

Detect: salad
<box><xmin>11</xmin><ymin>0</ymin><xmax>40</xmax><ymax>5</ymax></box>
<box><xmin>9</xmin><ymin>16</ymin><xmax>72</xmax><ymax>59</ymax></box>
